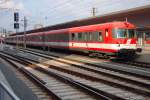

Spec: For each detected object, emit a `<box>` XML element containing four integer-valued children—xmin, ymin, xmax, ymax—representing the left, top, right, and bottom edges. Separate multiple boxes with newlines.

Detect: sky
<box><xmin>0</xmin><ymin>0</ymin><xmax>150</xmax><ymax>33</ymax></box>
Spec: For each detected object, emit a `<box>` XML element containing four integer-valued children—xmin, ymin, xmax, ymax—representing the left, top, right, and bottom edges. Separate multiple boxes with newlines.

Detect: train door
<box><xmin>105</xmin><ymin>29</ymin><xmax>109</xmax><ymax>42</ymax></box>
<box><xmin>84</xmin><ymin>32</ymin><xmax>88</xmax><ymax>49</ymax></box>
<box><xmin>70</xmin><ymin>33</ymin><xmax>78</xmax><ymax>50</ymax></box>
<box><xmin>98</xmin><ymin>31</ymin><xmax>104</xmax><ymax>43</ymax></box>
<box><xmin>86</xmin><ymin>32</ymin><xmax>93</xmax><ymax>49</ymax></box>
<box><xmin>42</xmin><ymin>32</ymin><xmax>46</xmax><ymax>50</ymax></box>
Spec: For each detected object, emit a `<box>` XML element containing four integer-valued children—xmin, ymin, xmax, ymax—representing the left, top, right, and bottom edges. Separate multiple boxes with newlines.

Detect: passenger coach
<box><xmin>5</xmin><ymin>21</ymin><xmax>142</xmax><ymax>58</ymax></box>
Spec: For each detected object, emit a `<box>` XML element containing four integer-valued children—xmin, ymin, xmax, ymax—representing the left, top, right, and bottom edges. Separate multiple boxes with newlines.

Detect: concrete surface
<box><xmin>0</xmin><ymin>58</ymin><xmax>38</xmax><ymax>100</ymax></box>
<box><xmin>0</xmin><ymin>70</ymin><xmax>19</xmax><ymax>100</ymax></box>
<box><xmin>0</xmin><ymin>70</ymin><xmax>12</xmax><ymax>90</ymax></box>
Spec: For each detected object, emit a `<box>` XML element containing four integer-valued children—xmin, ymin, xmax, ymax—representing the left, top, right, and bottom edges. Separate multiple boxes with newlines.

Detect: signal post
<box><xmin>14</xmin><ymin>12</ymin><xmax>19</xmax><ymax>49</ymax></box>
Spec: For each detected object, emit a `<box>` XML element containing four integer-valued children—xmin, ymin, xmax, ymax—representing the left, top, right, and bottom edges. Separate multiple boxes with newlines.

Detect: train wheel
<box><xmin>103</xmin><ymin>54</ymin><xmax>110</xmax><ymax>59</ymax></box>
<box><xmin>48</xmin><ymin>47</ymin><xmax>51</xmax><ymax>52</ymax></box>
<box><xmin>42</xmin><ymin>46</ymin><xmax>46</xmax><ymax>51</ymax></box>
<box><xmin>88</xmin><ymin>52</ymin><xmax>96</xmax><ymax>58</ymax></box>
<box><xmin>98</xmin><ymin>54</ymin><xmax>109</xmax><ymax>59</ymax></box>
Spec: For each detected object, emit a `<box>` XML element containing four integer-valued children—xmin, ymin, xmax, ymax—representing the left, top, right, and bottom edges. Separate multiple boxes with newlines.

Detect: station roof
<box><xmin>10</xmin><ymin>5</ymin><xmax>150</xmax><ymax>36</ymax></box>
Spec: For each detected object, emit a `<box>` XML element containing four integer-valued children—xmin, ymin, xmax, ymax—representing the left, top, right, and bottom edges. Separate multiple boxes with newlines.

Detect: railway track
<box><xmin>17</xmin><ymin>49</ymin><xmax>150</xmax><ymax>92</ymax></box>
<box><xmin>0</xmin><ymin>57</ymin><xmax>60</xmax><ymax>100</ymax></box>
<box><xmin>112</xmin><ymin>59</ymin><xmax>150</xmax><ymax>69</ymax></box>
<box><xmin>19</xmin><ymin>48</ymin><xmax>150</xmax><ymax>78</ymax></box>
<box><xmin>0</xmin><ymin>52</ymin><xmax>126</xmax><ymax>100</ymax></box>
<box><xmin>0</xmin><ymin>49</ymin><xmax>150</xmax><ymax>100</ymax></box>
<box><xmin>22</xmin><ymin>48</ymin><xmax>150</xmax><ymax>70</ymax></box>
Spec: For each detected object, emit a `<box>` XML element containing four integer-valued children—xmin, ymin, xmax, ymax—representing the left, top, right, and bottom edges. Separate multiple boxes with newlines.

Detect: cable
<box><xmin>23</xmin><ymin>0</ymin><xmax>141</xmax><ymax>31</ymax></box>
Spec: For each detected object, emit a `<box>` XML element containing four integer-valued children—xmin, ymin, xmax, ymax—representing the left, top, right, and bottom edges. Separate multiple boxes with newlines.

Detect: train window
<box><xmin>53</xmin><ymin>34</ymin><xmax>56</xmax><ymax>41</ymax></box>
<box><xmin>113</xmin><ymin>28</ymin><xmax>127</xmax><ymax>38</ymax></box>
<box><xmin>84</xmin><ymin>32</ymin><xmax>89</xmax><ymax>41</ymax></box>
<box><xmin>61</xmin><ymin>34</ymin><xmax>65</xmax><ymax>41</ymax></box>
<box><xmin>92</xmin><ymin>31</ymin><xmax>98</xmax><ymax>41</ymax></box>
<box><xmin>39</xmin><ymin>36</ymin><xmax>42</xmax><ymax>40</ymax></box>
<box><xmin>98</xmin><ymin>32</ymin><xmax>103</xmax><ymax>42</ymax></box>
<box><xmin>33</xmin><ymin>36</ymin><xmax>36</xmax><ymax>41</ymax></box>
<box><xmin>89</xmin><ymin>32</ymin><xmax>92</xmax><ymax>41</ymax></box>
<box><xmin>78</xmin><ymin>33</ymin><xmax>82</xmax><ymax>41</ymax></box>
<box><xmin>62</xmin><ymin>33</ymin><xmax>69</xmax><ymax>41</ymax></box>
<box><xmin>128</xmin><ymin>29</ymin><xmax>136</xmax><ymax>38</ymax></box>
<box><xmin>82</xmin><ymin>32</ymin><xmax>86</xmax><ymax>41</ymax></box>
<box><xmin>113</xmin><ymin>28</ymin><xmax>136</xmax><ymax>38</ymax></box>
<box><xmin>77</xmin><ymin>32</ymin><xmax>89</xmax><ymax>41</ymax></box>
<box><xmin>71</xmin><ymin>33</ymin><xmax>75</xmax><ymax>41</ymax></box>
<box><xmin>48</xmin><ymin>34</ymin><xmax>52</xmax><ymax>41</ymax></box>
<box><xmin>91</xmin><ymin>31</ymin><xmax>103</xmax><ymax>42</ymax></box>
<box><xmin>71</xmin><ymin>33</ymin><xmax>78</xmax><ymax>41</ymax></box>
<box><xmin>57</xmin><ymin>34</ymin><xmax>61</xmax><ymax>41</ymax></box>
<box><xmin>85</xmin><ymin>32</ymin><xmax>90</xmax><ymax>41</ymax></box>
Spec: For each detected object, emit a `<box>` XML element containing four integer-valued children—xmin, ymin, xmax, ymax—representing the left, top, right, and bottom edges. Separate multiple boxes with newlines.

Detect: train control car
<box><xmin>5</xmin><ymin>21</ymin><xmax>142</xmax><ymax>58</ymax></box>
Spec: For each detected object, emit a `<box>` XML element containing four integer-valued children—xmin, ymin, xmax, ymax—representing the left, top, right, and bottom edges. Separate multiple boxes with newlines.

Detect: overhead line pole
<box><xmin>16</xmin><ymin>27</ymin><xmax>18</xmax><ymax>49</ymax></box>
<box><xmin>14</xmin><ymin>12</ymin><xmax>19</xmax><ymax>49</ymax></box>
<box><xmin>92</xmin><ymin>7</ymin><xmax>96</xmax><ymax>17</ymax></box>
<box><xmin>23</xmin><ymin>16</ymin><xmax>27</xmax><ymax>49</ymax></box>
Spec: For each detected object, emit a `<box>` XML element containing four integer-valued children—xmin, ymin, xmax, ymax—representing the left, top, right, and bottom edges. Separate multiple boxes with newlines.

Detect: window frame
<box><xmin>113</xmin><ymin>28</ymin><xmax>136</xmax><ymax>39</ymax></box>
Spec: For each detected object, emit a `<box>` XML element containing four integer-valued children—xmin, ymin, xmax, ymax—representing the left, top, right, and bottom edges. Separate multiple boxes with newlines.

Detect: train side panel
<box><xmin>5</xmin><ymin>21</ymin><xmax>141</xmax><ymax>58</ymax></box>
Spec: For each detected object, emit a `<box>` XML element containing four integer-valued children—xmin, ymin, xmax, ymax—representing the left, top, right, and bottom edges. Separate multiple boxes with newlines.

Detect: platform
<box><xmin>0</xmin><ymin>70</ymin><xmax>19</xmax><ymax>100</ymax></box>
<box><xmin>0</xmin><ymin>58</ymin><xmax>38</xmax><ymax>100</ymax></box>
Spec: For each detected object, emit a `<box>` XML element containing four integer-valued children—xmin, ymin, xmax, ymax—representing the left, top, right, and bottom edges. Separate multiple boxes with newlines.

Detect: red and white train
<box><xmin>5</xmin><ymin>21</ymin><xmax>142</xmax><ymax>58</ymax></box>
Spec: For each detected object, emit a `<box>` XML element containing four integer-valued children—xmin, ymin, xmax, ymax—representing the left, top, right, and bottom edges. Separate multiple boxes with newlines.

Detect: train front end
<box><xmin>112</xmin><ymin>22</ymin><xmax>142</xmax><ymax>58</ymax></box>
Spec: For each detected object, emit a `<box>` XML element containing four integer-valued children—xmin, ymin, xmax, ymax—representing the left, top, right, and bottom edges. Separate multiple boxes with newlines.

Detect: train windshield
<box><xmin>113</xmin><ymin>28</ymin><xmax>136</xmax><ymax>38</ymax></box>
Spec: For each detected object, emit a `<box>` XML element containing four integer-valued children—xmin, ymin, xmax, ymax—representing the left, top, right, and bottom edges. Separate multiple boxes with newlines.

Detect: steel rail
<box><xmin>0</xmin><ymin>55</ymin><xmax>62</xmax><ymax>100</ymax></box>
<box><xmin>113</xmin><ymin>60</ymin><xmax>150</xmax><ymax>69</ymax></box>
<box><xmin>0</xmin><ymin>51</ymin><xmax>127</xmax><ymax>100</ymax></box>
<box><xmin>19</xmin><ymin>49</ymin><xmax>150</xmax><ymax>89</ymax></box>
<box><xmin>1</xmin><ymin>51</ymin><xmax>150</xmax><ymax>97</ymax></box>
<box><xmin>0</xmin><ymin>81</ymin><xmax>20</xmax><ymax>100</ymax></box>
<box><xmin>21</xmin><ymin>48</ymin><xmax>150</xmax><ymax>79</ymax></box>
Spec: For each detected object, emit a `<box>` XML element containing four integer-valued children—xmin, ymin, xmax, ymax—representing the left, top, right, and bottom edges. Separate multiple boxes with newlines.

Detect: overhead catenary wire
<box><xmin>37</xmin><ymin>0</ymin><xmax>96</xmax><ymax>17</ymax></box>
<box><xmin>23</xmin><ymin>1</ymin><xmax>128</xmax><ymax>30</ymax></box>
<box><xmin>4</xmin><ymin>0</ymin><xmax>149</xmax><ymax>31</ymax></box>
<box><xmin>30</xmin><ymin>0</ymin><xmax>120</xmax><ymax>25</ymax></box>
<box><xmin>35</xmin><ymin>0</ymin><xmax>138</xmax><ymax>21</ymax></box>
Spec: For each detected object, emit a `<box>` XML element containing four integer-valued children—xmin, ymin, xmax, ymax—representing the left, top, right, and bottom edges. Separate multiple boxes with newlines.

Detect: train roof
<box><xmin>8</xmin><ymin>21</ymin><xmax>135</xmax><ymax>37</ymax></box>
<box><xmin>69</xmin><ymin>21</ymin><xmax>135</xmax><ymax>32</ymax></box>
